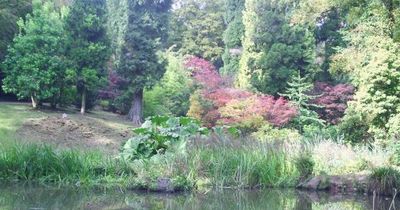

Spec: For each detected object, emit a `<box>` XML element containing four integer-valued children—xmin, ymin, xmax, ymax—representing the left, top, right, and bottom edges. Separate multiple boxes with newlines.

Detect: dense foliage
<box><xmin>221</xmin><ymin>0</ymin><xmax>245</xmax><ymax>75</ymax></box>
<box><xmin>1</xmin><ymin>0</ymin><xmax>399</xmax><ymax>148</ymax></box>
<box><xmin>2</xmin><ymin>1</ymin><xmax>66</xmax><ymax>108</ymax></box>
<box><xmin>237</xmin><ymin>0</ymin><xmax>317</xmax><ymax>95</ymax></box>
<box><xmin>113</xmin><ymin>0</ymin><xmax>172</xmax><ymax>124</ymax></box>
<box><xmin>186</xmin><ymin>57</ymin><xmax>297</xmax><ymax>130</ymax></box>
<box><xmin>65</xmin><ymin>0</ymin><xmax>110</xmax><ymax>114</ymax></box>
<box><xmin>121</xmin><ymin>116</ymin><xmax>208</xmax><ymax>160</ymax></box>
<box><xmin>168</xmin><ymin>0</ymin><xmax>225</xmax><ymax>68</ymax></box>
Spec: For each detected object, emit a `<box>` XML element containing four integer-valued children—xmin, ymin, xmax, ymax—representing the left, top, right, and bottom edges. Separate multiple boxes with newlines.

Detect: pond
<box><xmin>0</xmin><ymin>184</ymin><xmax>396</xmax><ymax>210</ymax></box>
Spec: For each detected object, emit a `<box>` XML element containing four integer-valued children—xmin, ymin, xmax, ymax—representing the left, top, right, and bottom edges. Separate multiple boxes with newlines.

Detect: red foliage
<box><xmin>98</xmin><ymin>71</ymin><xmax>126</xmax><ymax>99</ymax></box>
<box><xmin>259</xmin><ymin>96</ymin><xmax>298</xmax><ymax>127</ymax></box>
<box><xmin>218</xmin><ymin>95</ymin><xmax>298</xmax><ymax>128</ymax></box>
<box><xmin>205</xmin><ymin>88</ymin><xmax>253</xmax><ymax>107</ymax></box>
<box><xmin>184</xmin><ymin>56</ymin><xmax>223</xmax><ymax>89</ymax></box>
<box><xmin>312</xmin><ymin>82</ymin><xmax>354</xmax><ymax>124</ymax></box>
<box><xmin>185</xmin><ymin>56</ymin><xmax>298</xmax><ymax>127</ymax></box>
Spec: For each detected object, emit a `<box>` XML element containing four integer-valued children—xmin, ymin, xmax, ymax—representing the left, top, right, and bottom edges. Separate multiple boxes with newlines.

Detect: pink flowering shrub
<box><xmin>312</xmin><ymin>82</ymin><xmax>354</xmax><ymax>124</ymax></box>
<box><xmin>185</xmin><ymin>56</ymin><xmax>297</xmax><ymax>128</ymax></box>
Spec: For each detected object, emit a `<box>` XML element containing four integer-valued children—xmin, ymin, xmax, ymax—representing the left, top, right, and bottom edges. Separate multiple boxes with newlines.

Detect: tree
<box><xmin>168</xmin><ymin>0</ymin><xmax>226</xmax><ymax>68</ymax></box>
<box><xmin>330</xmin><ymin>0</ymin><xmax>400</xmax><ymax>144</ymax></box>
<box><xmin>312</xmin><ymin>82</ymin><xmax>354</xmax><ymax>124</ymax></box>
<box><xmin>0</xmin><ymin>0</ymin><xmax>32</xmax><ymax>98</ymax></box>
<box><xmin>221</xmin><ymin>0</ymin><xmax>245</xmax><ymax>76</ymax></box>
<box><xmin>281</xmin><ymin>73</ymin><xmax>325</xmax><ymax>131</ymax></box>
<box><xmin>143</xmin><ymin>51</ymin><xmax>192</xmax><ymax>117</ymax></box>
<box><xmin>65</xmin><ymin>0</ymin><xmax>110</xmax><ymax>114</ymax></box>
<box><xmin>237</xmin><ymin>0</ymin><xmax>317</xmax><ymax>95</ymax></box>
<box><xmin>2</xmin><ymin>0</ymin><xmax>66</xmax><ymax>108</ymax></box>
<box><xmin>115</xmin><ymin>0</ymin><xmax>172</xmax><ymax>124</ymax></box>
<box><xmin>186</xmin><ymin>56</ymin><xmax>297</xmax><ymax>129</ymax></box>
<box><xmin>0</xmin><ymin>0</ymin><xmax>31</xmax><ymax>61</ymax></box>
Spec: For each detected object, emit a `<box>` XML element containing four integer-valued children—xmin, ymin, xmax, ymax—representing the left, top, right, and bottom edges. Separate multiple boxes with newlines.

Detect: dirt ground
<box><xmin>15</xmin><ymin>107</ymin><xmax>134</xmax><ymax>155</ymax></box>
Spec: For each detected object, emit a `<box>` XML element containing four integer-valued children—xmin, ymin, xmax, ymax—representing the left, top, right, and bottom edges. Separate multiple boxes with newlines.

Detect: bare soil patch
<box><xmin>17</xmin><ymin>113</ymin><xmax>133</xmax><ymax>155</ymax></box>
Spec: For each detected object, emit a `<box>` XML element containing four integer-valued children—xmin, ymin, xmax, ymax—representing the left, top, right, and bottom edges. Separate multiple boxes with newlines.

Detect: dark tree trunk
<box><xmin>80</xmin><ymin>88</ymin><xmax>86</xmax><ymax>115</ymax></box>
<box><xmin>128</xmin><ymin>89</ymin><xmax>143</xmax><ymax>125</ymax></box>
<box><xmin>50</xmin><ymin>95</ymin><xmax>57</xmax><ymax>109</ymax></box>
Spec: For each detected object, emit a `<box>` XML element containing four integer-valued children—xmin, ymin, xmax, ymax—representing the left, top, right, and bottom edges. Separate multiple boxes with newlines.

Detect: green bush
<box><xmin>251</xmin><ymin>124</ymin><xmax>301</xmax><ymax>142</ymax></box>
<box><xmin>121</xmin><ymin>116</ymin><xmax>208</xmax><ymax>161</ymax></box>
<box><xmin>228</xmin><ymin>116</ymin><xmax>266</xmax><ymax>135</ymax></box>
<box><xmin>99</xmin><ymin>100</ymin><xmax>110</xmax><ymax>111</ymax></box>
<box><xmin>143</xmin><ymin>52</ymin><xmax>192</xmax><ymax>117</ymax></box>
<box><xmin>294</xmin><ymin>152</ymin><xmax>314</xmax><ymax>180</ymax></box>
<box><xmin>338</xmin><ymin>109</ymin><xmax>371</xmax><ymax>145</ymax></box>
<box><xmin>302</xmin><ymin>124</ymin><xmax>341</xmax><ymax>141</ymax></box>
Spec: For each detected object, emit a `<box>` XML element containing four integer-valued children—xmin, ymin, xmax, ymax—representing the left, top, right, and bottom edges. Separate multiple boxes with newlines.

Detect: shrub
<box><xmin>186</xmin><ymin>56</ymin><xmax>297</xmax><ymax>129</ymax></box>
<box><xmin>312</xmin><ymin>82</ymin><xmax>354</xmax><ymax>125</ymax></box>
<box><xmin>251</xmin><ymin>124</ymin><xmax>301</xmax><ymax>142</ymax></box>
<box><xmin>294</xmin><ymin>152</ymin><xmax>314</xmax><ymax>180</ymax></box>
<box><xmin>144</xmin><ymin>52</ymin><xmax>192</xmax><ymax>117</ymax></box>
<box><xmin>302</xmin><ymin>124</ymin><xmax>341</xmax><ymax>140</ymax></box>
<box><xmin>337</xmin><ymin>107</ymin><xmax>372</xmax><ymax>144</ymax></box>
<box><xmin>99</xmin><ymin>100</ymin><xmax>110</xmax><ymax>111</ymax></box>
<box><xmin>184</xmin><ymin>56</ymin><xmax>223</xmax><ymax>89</ymax></box>
<box><xmin>369</xmin><ymin>167</ymin><xmax>400</xmax><ymax>195</ymax></box>
<box><xmin>121</xmin><ymin>116</ymin><xmax>208</xmax><ymax>161</ymax></box>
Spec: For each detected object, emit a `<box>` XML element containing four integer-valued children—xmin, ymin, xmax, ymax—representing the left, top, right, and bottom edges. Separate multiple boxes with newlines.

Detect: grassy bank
<box><xmin>0</xmin><ymin>140</ymin><xmax>300</xmax><ymax>190</ymax></box>
<box><xmin>0</xmin><ymin>103</ymin><xmax>397</xmax><ymax>194</ymax></box>
<box><xmin>0</xmin><ymin>142</ymin><xmax>134</xmax><ymax>186</ymax></box>
<box><xmin>0</xmin><ymin>138</ymin><xmax>399</xmax><ymax>195</ymax></box>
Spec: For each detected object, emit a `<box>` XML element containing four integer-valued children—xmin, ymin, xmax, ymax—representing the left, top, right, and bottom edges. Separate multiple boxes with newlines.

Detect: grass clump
<box><xmin>369</xmin><ymin>166</ymin><xmax>400</xmax><ymax>195</ymax></box>
<box><xmin>185</xmin><ymin>139</ymin><xmax>299</xmax><ymax>189</ymax></box>
<box><xmin>294</xmin><ymin>152</ymin><xmax>314</xmax><ymax>181</ymax></box>
<box><xmin>0</xmin><ymin>143</ymin><xmax>133</xmax><ymax>185</ymax></box>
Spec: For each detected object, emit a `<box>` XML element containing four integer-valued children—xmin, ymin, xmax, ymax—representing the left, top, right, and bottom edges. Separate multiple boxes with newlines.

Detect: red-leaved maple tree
<box><xmin>185</xmin><ymin>56</ymin><xmax>297</xmax><ymax>127</ymax></box>
<box><xmin>312</xmin><ymin>82</ymin><xmax>354</xmax><ymax>124</ymax></box>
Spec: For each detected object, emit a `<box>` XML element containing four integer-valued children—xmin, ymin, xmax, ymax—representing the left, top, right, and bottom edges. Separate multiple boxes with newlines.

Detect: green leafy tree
<box><xmin>237</xmin><ymin>0</ymin><xmax>317</xmax><ymax>95</ymax></box>
<box><xmin>330</xmin><ymin>1</ymin><xmax>400</xmax><ymax>144</ymax></box>
<box><xmin>0</xmin><ymin>0</ymin><xmax>32</xmax><ymax>97</ymax></box>
<box><xmin>65</xmin><ymin>0</ymin><xmax>110</xmax><ymax>114</ymax></box>
<box><xmin>221</xmin><ymin>0</ymin><xmax>245</xmax><ymax>76</ymax></box>
<box><xmin>115</xmin><ymin>0</ymin><xmax>172</xmax><ymax>125</ymax></box>
<box><xmin>2</xmin><ymin>0</ymin><xmax>66</xmax><ymax>108</ymax></box>
<box><xmin>281</xmin><ymin>73</ymin><xmax>325</xmax><ymax>132</ymax></box>
<box><xmin>144</xmin><ymin>51</ymin><xmax>192</xmax><ymax>117</ymax></box>
<box><xmin>168</xmin><ymin>0</ymin><xmax>226</xmax><ymax>68</ymax></box>
<box><xmin>0</xmin><ymin>0</ymin><xmax>31</xmax><ymax>61</ymax></box>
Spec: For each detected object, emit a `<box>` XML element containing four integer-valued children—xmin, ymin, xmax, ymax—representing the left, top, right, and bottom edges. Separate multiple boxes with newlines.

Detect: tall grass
<box><xmin>0</xmin><ymin>143</ymin><xmax>133</xmax><ymax>185</ymax></box>
<box><xmin>190</xmin><ymin>147</ymin><xmax>299</xmax><ymax>188</ymax></box>
<box><xmin>179</xmin><ymin>138</ymin><xmax>300</xmax><ymax>189</ymax></box>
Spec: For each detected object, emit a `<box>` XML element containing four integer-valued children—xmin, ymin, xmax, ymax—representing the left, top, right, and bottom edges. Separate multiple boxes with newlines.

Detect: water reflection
<box><xmin>0</xmin><ymin>184</ymin><xmax>396</xmax><ymax>210</ymax></box>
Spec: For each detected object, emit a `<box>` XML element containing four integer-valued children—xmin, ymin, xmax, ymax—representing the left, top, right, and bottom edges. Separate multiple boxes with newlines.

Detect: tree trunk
<box><xmin>31</xmin><ymin>94</ymin><xmax>38</xmax><ymax>109</ymax></box>
<box><xmin>80</xmin><ymin>88</ymin><xmax>86</xmax><ymax>115</ymax></box>
<box><xmin>128</xmin><ymin>89</ymin><xmax>143</xmax><ymax>125</ymax></box>
<box><xmin>50</xmin><ymin>95</ymin><xmax>57</xmax><ymax>109</ymax></box>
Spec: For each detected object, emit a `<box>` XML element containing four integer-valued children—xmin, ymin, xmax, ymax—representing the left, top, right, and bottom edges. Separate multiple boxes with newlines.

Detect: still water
<box><xmin>0</xmin><ymin>184</ymin><xmax>397</xmax><ymax>210</ymax></box>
